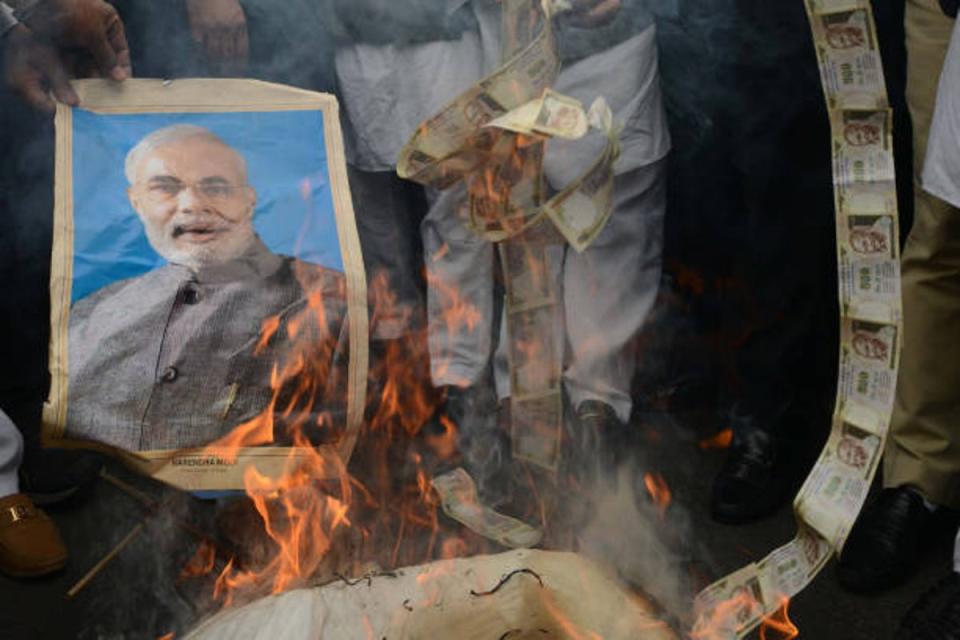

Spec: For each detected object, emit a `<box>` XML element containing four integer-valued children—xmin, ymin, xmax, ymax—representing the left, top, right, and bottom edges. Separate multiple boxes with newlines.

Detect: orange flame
<box><xmin>178</xmin><ymin>539</ymin><xmax>216</xmax><ymax>581</ymax></box>
<box><xmin>540</xmin><ymin>589</ymin><xmax>604</xmax><ymax>640</ymax></box>
<box><xmin>174</xmin><ymin>98</ymin><xmax>649</xmax><ymax>625</ymax></box>
<box><xmin>643</xmin><ymin>472</ymin><xmax>672</xmax><ymax>518</ymax></box>
<box><xmin>760</xmin><ymin>597</ymin><xmax>799</xmax><ymax>640</ymax></box>
<box><xmin>691</xmin><ymin>588</ymin><xmax>763</xmax><ymax>640</ymax></box>
<box><xmin>179</xmin><ymin>259</ymin><xmax>473</xmax><ymax>607</ymax></box>
<box><xmin>699</xmin><ymin>428</ymin><xmax>734</xmax><ymax>450</ymax></box>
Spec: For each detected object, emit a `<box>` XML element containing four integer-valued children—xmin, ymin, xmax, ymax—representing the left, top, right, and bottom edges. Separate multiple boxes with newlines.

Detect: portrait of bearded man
<box><xmin>65</xmin><ymin>124</ymin><xmax>348</xmax><ymax>452</ymax></box>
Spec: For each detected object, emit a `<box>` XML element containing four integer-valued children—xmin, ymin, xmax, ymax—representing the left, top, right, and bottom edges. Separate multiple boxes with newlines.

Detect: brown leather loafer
<box><xmin>0</xmin><ymin>494</ymin><xmax>67</xmax><ymax>578</ymax></box>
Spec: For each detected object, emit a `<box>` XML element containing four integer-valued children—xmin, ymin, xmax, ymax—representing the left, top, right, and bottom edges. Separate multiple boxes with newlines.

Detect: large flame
<box><xmin>179</xmin><ymin>245</ymin><xmax>488</xmax><ymax>608</ymax></box>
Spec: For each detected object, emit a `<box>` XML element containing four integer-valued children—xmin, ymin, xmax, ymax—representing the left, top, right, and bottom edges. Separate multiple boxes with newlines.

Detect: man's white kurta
<box><xmin>335</xmin><ymin>3</ymin><xmax>670</xmax><ymax>422</ymax></box>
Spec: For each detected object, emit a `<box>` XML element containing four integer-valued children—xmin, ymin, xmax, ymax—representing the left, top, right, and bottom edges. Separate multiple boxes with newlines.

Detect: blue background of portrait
<box><xmin>71</xmin><ymin>109</ymin><xmax>343</xmax><ymax>302</ymax></box>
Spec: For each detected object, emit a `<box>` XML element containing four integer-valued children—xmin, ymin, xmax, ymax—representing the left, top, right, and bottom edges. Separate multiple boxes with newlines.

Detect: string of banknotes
<box><xmin>693</xmin><ymin>1</ymin><xmax>902</xmax><ymax>636</ymax></box>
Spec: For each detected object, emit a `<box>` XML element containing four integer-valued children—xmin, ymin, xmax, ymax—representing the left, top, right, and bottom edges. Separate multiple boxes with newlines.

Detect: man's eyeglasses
<box><xmin>137</xmin><ymin>179</ymin><xmax>247</xmax><ymax>203</ymax></box>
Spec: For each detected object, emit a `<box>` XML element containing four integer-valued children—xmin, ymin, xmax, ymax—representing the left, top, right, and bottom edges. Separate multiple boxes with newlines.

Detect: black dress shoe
<box><xmin>837</xmin><ymin>486</ymin><xmax>933</xmax><ymax>593</ymax></box>
<box><xmin>896</xmin><ymin>572</ymin><xmax>960</xmax><ymax>640</ymax></box>
<box><xmin>710</xmin><ymin>430</ymin><xmax>789</xmax><ymax>524</ymax></box>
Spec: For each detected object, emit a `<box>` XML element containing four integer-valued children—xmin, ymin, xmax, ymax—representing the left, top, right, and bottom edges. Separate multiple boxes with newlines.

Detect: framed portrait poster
<box><xmin>42</xmin><ymin>79</ymin><xmax>368</xmax><ymax>491</ymax></box>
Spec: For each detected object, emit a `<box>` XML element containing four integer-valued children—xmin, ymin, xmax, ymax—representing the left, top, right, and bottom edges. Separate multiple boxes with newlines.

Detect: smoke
<box><xmin>578</xmin><ymin>463</ymin><xmax>694</xmax><ymax>620</ymax></box>
<box><xmin>65</xmin><ymin>471</ymin><xmax>220</xmax><ymax>640</ymax></box>
<box><xmin>2</xmin><ymin>0</ymin><xmax>905</xmax><ymax>637</ymax></box>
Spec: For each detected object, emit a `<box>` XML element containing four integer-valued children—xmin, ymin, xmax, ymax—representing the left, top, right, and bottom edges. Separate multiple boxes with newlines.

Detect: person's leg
<box><xmin>884</xmin><ymin>0</ymin><xmax>960</xmax><ymax>506</ymax></box>
<box><xmin>0</xmin><ymin>408</ymin><xmax>67</xmax><ymax>578</ymax></box>
<box><xmin>710</xmin><ymin>156</ymin><xmax>837</xmax><ymax>524</ymax></box>
<box><xmin>839</xmin><ymin>0</ymin><xmax>957</xmax><ymax>594</ymax></box>
<box><xmin>706</xmin><ymin>0</ymin><xmax>839</xmax><ymax>524</ymax></box>
<box><xmin>421</xmin><ymin>185</ymin><xmax>496</xmax><ymax>391</ymax></box>
<box><xmin>0</xmin><ymin>88</ymin><xmax>104</xmax><ymax>501</ymax></box>
<box><xmin>0</xmin><ymin>95</ymin><xmax>52</xmax><ymax>425</ymax></box>
<box><xmin>347</xmin><ymin>167</ymin><xmax>428</xmax><ymax>341</ymax></box>
<box><xmin>885</xmin><ymin>189</ymin><xmax>960</xmax><ymax>502</ymax></box>
<box><xmin>562</xmin><ymin>162</ymin><xmax>665</xmax><ymax>425</ymax></box>
<box><xmin>421</xmin><ymin>188</ymin><xmax>515</xmax><ymax>506</ymax></box>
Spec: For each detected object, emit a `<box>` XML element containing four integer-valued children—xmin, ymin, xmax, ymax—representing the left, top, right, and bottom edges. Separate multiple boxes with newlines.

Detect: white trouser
<box><xmin>421</xmin><ymin>24</ymin><xmax>669</xmax><ymax>423</ymax></box>
<box><xmin>423</xmin><ymin>160</ymin><xmax>665</xmax><ymax>422</ymax></box>
<box><xmin>0</xmin><ymin>408</ymin><xmax>23</xmax><ymax>497</ymax></box>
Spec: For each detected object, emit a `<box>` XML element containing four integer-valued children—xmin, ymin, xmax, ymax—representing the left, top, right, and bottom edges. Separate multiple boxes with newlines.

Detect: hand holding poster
<box><xmin>43</xmin><ymin>79</ymin><xmax>368</xmax><ymax>491</ymax></box>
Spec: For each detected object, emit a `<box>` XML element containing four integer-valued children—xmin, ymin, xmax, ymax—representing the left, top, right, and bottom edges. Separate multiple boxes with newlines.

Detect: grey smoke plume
<box><xmin>578</xmin><ymin>464</ymin><xmax>694</xmax><ymax>619</ymax></box>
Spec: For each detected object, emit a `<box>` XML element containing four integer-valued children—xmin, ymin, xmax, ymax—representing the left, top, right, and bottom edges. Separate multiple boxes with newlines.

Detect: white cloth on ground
<box><xmin>0</xmin><ymin>408</ymin><xmax>23</xmax><ymax>497</ymax></box>
<box><xmin>923</xmin><ymin>18</ymin><xmax>960</xmax><ymax>208</ymax></box>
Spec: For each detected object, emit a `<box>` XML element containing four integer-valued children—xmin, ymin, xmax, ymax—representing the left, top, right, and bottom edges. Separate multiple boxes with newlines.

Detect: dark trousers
<box><xmin>660</xmin><ymin>0</ymin><xmax>911</xmax><ymax>462</ymax></box>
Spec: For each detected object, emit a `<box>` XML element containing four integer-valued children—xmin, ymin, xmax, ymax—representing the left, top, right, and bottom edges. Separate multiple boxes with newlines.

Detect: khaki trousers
<box><xmin>883</xmin><ymin>0</ymin><xmax>960</xmax><ymax>507</ymax></box>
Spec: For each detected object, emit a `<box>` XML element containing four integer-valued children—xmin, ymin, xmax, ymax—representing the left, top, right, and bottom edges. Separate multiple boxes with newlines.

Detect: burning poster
<box><xmin>42</xmin><ymin>79</ymin><xmax>367</xmax><ymax>491</ymax></box>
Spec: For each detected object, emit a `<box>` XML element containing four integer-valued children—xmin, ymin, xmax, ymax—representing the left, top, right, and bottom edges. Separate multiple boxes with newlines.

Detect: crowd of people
<box><xmin>0</xmin><ymin>0</ymin><xmax>958</xmax><ymax>637</ymax></box>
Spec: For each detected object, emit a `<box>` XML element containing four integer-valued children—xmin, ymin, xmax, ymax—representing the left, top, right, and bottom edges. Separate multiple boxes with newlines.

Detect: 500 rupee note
<box><xmin>432</xmin><ymin>467</ymin><xmax>543</xmax><ymax>548</ymax></box>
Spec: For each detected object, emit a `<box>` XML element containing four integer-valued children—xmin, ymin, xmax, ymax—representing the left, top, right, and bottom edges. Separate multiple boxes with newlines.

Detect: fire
<box><xmin>424</xmin><ymin>267</ymin><xmax>483</xmax><ymax>386</ymax></box>
<box><xmin>430</xmin><ymin>242</ymin><xmax>450</xmax><ymax>263</ymax></box>
<box><xmin>643</xmin><ymin>472</ymin><xmax>672</xmax><ymax>518</ymax></box>
<box><xmin>425</xmin><ymin>415</ymin><xmax>459</xmax><ymax>461</ymax></box>
<box><xmin>169</xmin><ymin>72</ymin><xmax>701</xmax><ymax>640</ymax></box>
<box><xmin>540</xmin><ymin>588</ymin><xmax>605</xmax><ymax>640</ymax></box>
<box><xmin>692</xmin><ymin>590</ymin><xmax>798</xmax><ymax>640</ymax></box>
<box><xmin>178</xmin><ymin>539</ymin><xmax>217</xmax><ymax>581</ymax></box>
<box><xmin>690</xmin><ymin>589</ymin><xmax>763</xmax><ymax>640</ymax></box>
<box><xmin>211</xmin><ymin>449</ymin><xmax>354</xmax><ymax>606</ymax></box>
<box><xmin>760</xmin><ymin>597</ymin><xmax>799</xmax><ymax>640</ymax></box>
<box><xmin>180</xmin><ymin>252</ymin><xmax>480</xmax><ymax>607</ymax></box>
<box><xmin>699</xmin><ymin>428</ymin><xmax>733</xmax><ymax>450</ymax></box>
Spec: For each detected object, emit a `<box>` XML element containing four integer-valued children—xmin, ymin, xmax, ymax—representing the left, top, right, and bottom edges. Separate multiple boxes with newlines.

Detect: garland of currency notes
<box><xmin>693</xmin><ymin>1</ymin><xmax>902</xmax><ymax>636</ymax></box>
<box><xmin>398</xmin><ymin>0</ymin><xmax>619</xmax><ymax>476</ymax></box>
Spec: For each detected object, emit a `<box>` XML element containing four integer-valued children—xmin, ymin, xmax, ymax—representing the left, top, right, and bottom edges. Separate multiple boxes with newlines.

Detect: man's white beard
<box><xmin>145</xmin><ymin>220</ymin><xmax>257</xmax><ymax>271</ymax></box>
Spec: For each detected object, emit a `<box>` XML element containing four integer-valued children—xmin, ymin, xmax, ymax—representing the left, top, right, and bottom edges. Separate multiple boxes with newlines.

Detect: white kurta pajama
<box><xmin>335</xmin><ymin>2</ymin><xmax>670</xmax><ymax>423</ymax></box>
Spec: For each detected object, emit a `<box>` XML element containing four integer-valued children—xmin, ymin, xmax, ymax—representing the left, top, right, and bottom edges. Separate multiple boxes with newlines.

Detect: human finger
<box><xmin>85</xmin><ymin>22</ymin><xmax>119</xmax><ymax>78</ymax></box>
<box><xmin>235</xmin><ymin>25</ymin><xmax>249</xmax><ymax>62</ymax></box>
<box><xmin>220</xmin><ymin>28</ymin><xmax>236</xmax><ymax>60</ymax></box>
<box><xmin>104</xmin><ymin>12</ymin><xmax>132</xmax><ymax>80</ymax></box>
<box><xmin>207</xmin><ymin>29</ymin><xmax>230</xmax><ymax>61</ymax></box>
<box><xmin>201</xmin><ymin>29</ymin><xmax>219</xmax><ymax>62</ymax></box>
<box><xmin>43</xmin><ymin>50</ymin><xmax>80</xmax><ymax>105</ymax></box>
<box><xmin>13</xmin><ymin>68</ymin><xmax>56</xmax><ymax>112</ymax></box>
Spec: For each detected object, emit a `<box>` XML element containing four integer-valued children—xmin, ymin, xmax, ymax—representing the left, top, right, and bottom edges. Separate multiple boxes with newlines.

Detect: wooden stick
<box><xmin>65</xmin><ymin>469</ymin><xmax>222</xmax><ymax>599</ymax></box>
<box><xmin>66</xmin><ymin>520</ymin><xmax>147</xmax><ymax>598</ymax></box>
<box><xmin>98</xmin><ymin>468</ymin><xmax>157</xmax><ymax>510</ymax></box>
